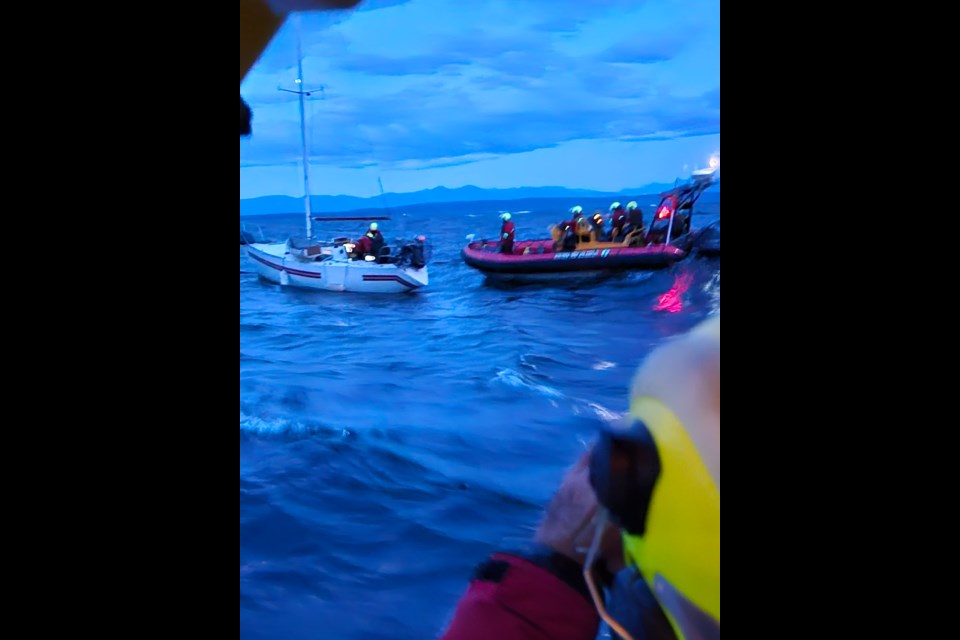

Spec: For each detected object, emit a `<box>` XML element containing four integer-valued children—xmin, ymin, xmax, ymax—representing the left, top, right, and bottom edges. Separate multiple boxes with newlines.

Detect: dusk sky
<box><xmin>239</xmin><ymin>0</ymin><xmax>720</xmax><ymax>199</ymax></box>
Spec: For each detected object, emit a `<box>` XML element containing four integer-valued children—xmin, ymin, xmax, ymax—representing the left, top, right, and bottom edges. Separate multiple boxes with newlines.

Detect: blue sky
<box><xmin>240</xmin><ymin>0</ymin><xmax>720</xmax><ymax>199</ymax></box>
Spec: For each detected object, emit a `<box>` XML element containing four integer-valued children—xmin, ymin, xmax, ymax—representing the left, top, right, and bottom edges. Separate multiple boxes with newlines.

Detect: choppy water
<box><xmin>239</xmin><ymin>201</ymin><xmax>720</xmax><ymax>639</ymax></box>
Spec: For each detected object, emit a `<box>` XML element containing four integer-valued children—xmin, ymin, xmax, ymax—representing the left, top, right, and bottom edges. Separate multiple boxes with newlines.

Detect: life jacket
<box><xmin>368</xmin><ymin>231</ymin><xmax>384</xmax><ymax>257</ymax></box>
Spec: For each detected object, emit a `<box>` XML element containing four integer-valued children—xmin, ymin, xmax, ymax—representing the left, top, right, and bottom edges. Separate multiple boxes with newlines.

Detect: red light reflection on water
<box><xmin>654</xmin><ymin>273</ymin><xmax>694</xmax><ymax>313</ymax></box>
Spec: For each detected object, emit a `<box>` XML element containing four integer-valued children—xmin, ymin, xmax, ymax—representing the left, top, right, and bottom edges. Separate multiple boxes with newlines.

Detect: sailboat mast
<box><xmin>296</xmin><ymin>18</ymin><xmax>312</xmax><ymax>239</ymax></box>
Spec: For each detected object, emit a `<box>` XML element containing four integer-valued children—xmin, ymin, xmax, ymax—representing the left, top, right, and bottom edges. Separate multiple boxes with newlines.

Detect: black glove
<box><xmin>240</xmin><ymin>96</ymin><xmax>252</xmax><ymax>136</ymax></box>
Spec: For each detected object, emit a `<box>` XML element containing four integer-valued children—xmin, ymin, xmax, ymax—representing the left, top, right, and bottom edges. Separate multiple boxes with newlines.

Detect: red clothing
<box><xmin>441</xmin><ymin>553</ymin><xmax>599</xmax><ymax>640</ymax></box>
<box><xmin>354</xmin><ymin>235</ymin><xmax>372</xmax><ymax>256</ymax></box>
<box><xmin>355</xmin><ymin>229</ymin><xmax>384</xmax><ymax>258</ymax></box>
<box><xmin>500</xmin><ymin>221</ymin><xmax>516</xmax><ymax>254</ymax></box>
<box><xmin>559</xmin><ymin>215</ymin><xmax>585</xmax><ymax>233</ymax></box>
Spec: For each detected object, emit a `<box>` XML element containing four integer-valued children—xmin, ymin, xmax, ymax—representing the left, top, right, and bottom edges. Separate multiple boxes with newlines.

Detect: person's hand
<box><xmin>534</xmin><ymin>452</ymin><xmax>624</xmax><ymax>572</ymax></box>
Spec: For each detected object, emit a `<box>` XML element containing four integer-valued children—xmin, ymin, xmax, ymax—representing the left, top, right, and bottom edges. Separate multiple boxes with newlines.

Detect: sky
<box><xmin>240</xmin><ymin>0</ymin><xmax>720</xmax><ymax>199</ymax></box>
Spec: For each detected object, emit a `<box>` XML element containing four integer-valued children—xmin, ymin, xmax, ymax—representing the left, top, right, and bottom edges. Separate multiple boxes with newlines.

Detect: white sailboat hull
<box><xmin>246</xmin><ymin>242</ymin><xmax>429</xmax><ymax>293</ymax></box>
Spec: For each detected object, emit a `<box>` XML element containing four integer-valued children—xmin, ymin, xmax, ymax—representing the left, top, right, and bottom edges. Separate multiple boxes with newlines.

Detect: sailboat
<box><xmin>245</xmin><ymin>24</ymin><xmax>430</xmax><ymax>294</ymax></box>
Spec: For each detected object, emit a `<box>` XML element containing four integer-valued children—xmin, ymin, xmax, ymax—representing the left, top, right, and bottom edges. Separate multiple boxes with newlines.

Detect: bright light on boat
<box><xmin>709</xmin><ymin>155</ymin><xmax>720</xmax><ymax>169</ymax></box>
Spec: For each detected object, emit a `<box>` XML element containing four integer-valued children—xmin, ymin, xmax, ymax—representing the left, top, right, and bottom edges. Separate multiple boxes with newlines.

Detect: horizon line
<box><xmin>240</xmin><ymin>191</ymin><xmax>720</xmax><ymax>217</ymax></box>
<box><xmin>240</xmin><ymin>182</ymin><xmax>718</xmax><ymax>202</ymax></box>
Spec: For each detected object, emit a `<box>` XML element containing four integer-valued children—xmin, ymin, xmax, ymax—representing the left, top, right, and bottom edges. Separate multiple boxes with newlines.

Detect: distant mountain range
<box><xmin>240</xmin><ymin>183</ymin><xmax>718</xmax><ymax>216</ymax></box>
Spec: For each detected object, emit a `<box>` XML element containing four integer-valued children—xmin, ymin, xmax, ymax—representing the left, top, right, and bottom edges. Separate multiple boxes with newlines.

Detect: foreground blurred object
<box><xmin>588</xmin><ymin>315</ymin><xmax>720</xmax><ymax>639</ymax></box>
<box><xmin>240</xmin><ymin>96</ymin><xmax>252</xmax><ymax>136</ymax></box>
<box><xmin>440</xmin><ymin>455</ymin><xmax>605</xmax><ymax>640</ymax></box>
<box><xmin>240</xmin><ymin>0</ymin><xmax>362</xmax><ymax>81</ymax></box>
<box><xmin>240</xmin><ymin>0</ymin><xmax>362</xmax><ymax>135</ymax></box>
<box><xmin>442</xmin><ymin>316</ymin><xmax>721</xmax><ymax>640</ymax></box>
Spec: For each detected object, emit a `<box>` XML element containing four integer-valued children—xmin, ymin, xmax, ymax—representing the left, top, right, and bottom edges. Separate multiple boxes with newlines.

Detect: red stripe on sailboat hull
<box><xmin>362</xmin><ymin>274</ymin><xmax>419</xmax><ymax>289</ymax></box>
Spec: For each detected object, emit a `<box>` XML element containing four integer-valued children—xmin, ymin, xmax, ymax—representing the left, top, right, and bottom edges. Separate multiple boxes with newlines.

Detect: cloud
<box><xmin>332</xmin><ymin>29</ymin><xmax>553</xmax><ymax>76</ymax></box>
<box><xmin>353</xmin><ymin>0</ymin><xmax>414</xmax><ymax>11</ymax></box>
<box><xmin>703</xmin><ymin>87</ymin><xmax>720</xmax><ymax>110</ymax></box>
<box><xmin>242</xmin><ymin>0</ymin><xmax>720</xmax><ymax>171</ymax></box>
<box><xmin>526</xmin><ymin>0</ymin><xmax>651</xmax><ymax>32</ymax></box>
<box><xmin>242</xmin><ymin>76</ymin><xmax>719</xmax><ymax>169</ymax></box>
<box><xmin>599</xmin><ymin>34</ymin><xmax>686</xmax><ymax>64</ymax></box>
<box><xmin>336</xmin><ymin>52</ymin><xmax>472</xmax><ymax>75</ymax></box>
